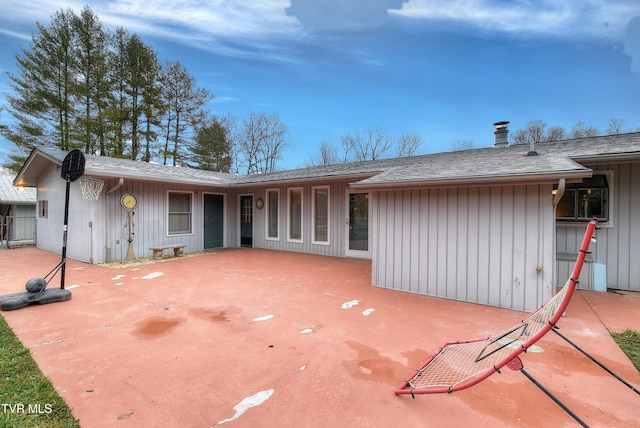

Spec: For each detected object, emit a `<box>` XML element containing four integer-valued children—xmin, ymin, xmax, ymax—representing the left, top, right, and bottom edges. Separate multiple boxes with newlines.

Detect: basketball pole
<box><xmin>60</xmin><ymin>177</ymin><xmax>71</xmax><ymax>290</ymax></box>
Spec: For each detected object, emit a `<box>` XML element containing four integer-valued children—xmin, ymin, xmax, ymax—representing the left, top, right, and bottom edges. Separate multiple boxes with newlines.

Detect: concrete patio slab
<box><xmin>0</xmin><ymin>247</ymin><xmax>639</xmax><ymax>427</ymax></box>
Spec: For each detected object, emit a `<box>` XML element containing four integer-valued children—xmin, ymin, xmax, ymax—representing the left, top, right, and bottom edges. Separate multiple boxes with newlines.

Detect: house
<box><xmin>13</xmin><ymin>126</ymin><xmax>640</xmax><ymax>311</ymax></box>
<box><xmin>0</xmin><ymin>172</ymin><xmax>37</xmax><ymax>246</ymax></box>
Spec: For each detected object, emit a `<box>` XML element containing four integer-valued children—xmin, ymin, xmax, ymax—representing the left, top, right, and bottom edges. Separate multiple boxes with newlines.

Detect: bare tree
<box><xmin>237</xmin><ymin>112</ymin><xmax>290</xmax><ymax>174</ymax></box>
<box><xmin>546</xmin><ymin>126</ymin><xmax>566</xmax><ymax>141</ymax></box>
<box><xmin>570</xmin><ymin>121</ymin><xmax>600</xmax><ymax>139</ymax></box>
<box><xmin>512</xmin><ymin>120</ymin><xmax>567</xmax><ymax>145</ymax></box>
<box><xmin>308</xmin><ymin>140</ymin><xmax>339</xmax><ymax>166</ymax></box>
<box><xmin>451</xmin><ymin>139</ymin><xmax>475</xmax><ymax>151</ymax></box>
<box><xmin>606</xmin><ymin>118</ymin><xmax>625</xmax><ymax>135</ymax></box>
<box><xmin>341</xmin><ymin>127</ymin><xmax>393</xmax><ymax>161</ymax></box>
<box><xmin>396</xmin><ymin>131</ymin><xmax>423</xmax><ymax>157</ymax></box>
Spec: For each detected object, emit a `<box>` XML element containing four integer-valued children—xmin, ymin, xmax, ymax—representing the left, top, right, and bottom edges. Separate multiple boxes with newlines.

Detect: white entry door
<box><xmin>345</xmin><ymin>191</ymin><xmax>371</xmax><ymax>258</ymax></box>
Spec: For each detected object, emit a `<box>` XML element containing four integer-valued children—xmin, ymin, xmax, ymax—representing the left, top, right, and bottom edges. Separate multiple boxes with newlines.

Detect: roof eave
<box><xmin>570</xmin><ymin>152</ymin><xmax>640</xmax><ymax>165</ymax></box>
<box><xmin>349</xmin><ymin>170</ymin><xmax>592</xmax><ymax>190</ymax></box>
<box><xmin>14</xmin><ymin>149</ymin><xmax>63</xmax><ymax>187</ymax></box>
<box><xmin>83</xmin><ymin>169</ymin><xmax>234</xmax><ymax>188</ymax></box>
<box><xmin>230</xmin><ymin>172</ymin><xmax>379</xmax><ymax>187</ymax></box>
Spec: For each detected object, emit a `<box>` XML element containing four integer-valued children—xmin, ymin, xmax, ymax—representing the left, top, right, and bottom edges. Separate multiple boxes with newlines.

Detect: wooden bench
<box><xmin>149</xmin><ymin>244</ymin><xmax>186</xmax><ymax>259</ymax></box>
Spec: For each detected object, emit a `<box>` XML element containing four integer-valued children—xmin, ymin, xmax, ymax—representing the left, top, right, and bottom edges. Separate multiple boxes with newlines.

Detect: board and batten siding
<box><xmin>371</xmin><ymin>184</ymin><xmax>555</xmax><ymax>312</ymax></box>
<box><xmin>556</xmin><ymin>161</ymin><xmax>640</xmax><ymax>292</ymax></box>
<box><xmin>100</xmin><ymin>180</ymin><xmax>230</xmax><ymax>263</ymax></box>
<box><xmin>36</xmin><ymin>165</ymin><xmax>232</xmax><ymax>264</ymax></box>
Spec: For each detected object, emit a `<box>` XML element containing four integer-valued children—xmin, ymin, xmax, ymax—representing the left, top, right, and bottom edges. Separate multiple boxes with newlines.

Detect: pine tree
<box><xmin>190</xmin><ymin>117</ymin><xmax>232</xmax><ymax>172</ymax></box>
<box><xmin>2</xmin><ymin>8</ymin><xmax>77</xmax><ymax>151</ymax></box>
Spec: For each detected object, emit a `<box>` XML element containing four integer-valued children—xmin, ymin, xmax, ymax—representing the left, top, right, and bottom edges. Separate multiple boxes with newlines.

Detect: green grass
<box><xmin>0</xmin><ymin>315</ymin><xmax>79</xmax><ymax>428</ymax></box>
<box><xmin>611</xmin><ymin>329</ymin><xmax>640</xmax><ymax>372</ymax></box>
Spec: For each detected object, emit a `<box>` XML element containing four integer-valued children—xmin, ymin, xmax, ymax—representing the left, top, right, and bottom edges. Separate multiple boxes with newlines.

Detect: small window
<box><xmin>168</xmin><ymin>191</ymin><xmax>193</xmax><ymax>235</ymax></box>
<box><xmin>288</xmin><ymin>187</ymin><xmax>303</xmax><ymax>242</ymax></box>
<box><xmin>312</xmin><ymin>186</ymin><xmax>329</xmax><ymax>244</ymax></box>
<box><xmin>556</xmin><ymin>174</ymin><xmax>609</xmax><ymax>222</ymax></box>
<box><xmin>38</xmin><ymin>200</ymin><xmax>48</xmax><ymax>218</ymax></box>
<box><xmin>266</xmin><ymin>189</ymin><xmax>279</xmax><ymax>240</ymax></box>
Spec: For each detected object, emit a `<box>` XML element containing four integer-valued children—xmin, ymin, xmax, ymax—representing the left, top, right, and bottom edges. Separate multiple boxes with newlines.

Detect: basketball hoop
<box><xmin>79</xmin><ymin>178</ymin><xmax>104</xmax><ymax>201</ymax></box>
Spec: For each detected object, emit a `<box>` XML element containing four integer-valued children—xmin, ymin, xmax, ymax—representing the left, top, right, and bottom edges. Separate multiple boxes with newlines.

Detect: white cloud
<box><xmin>392</xmin><ymin>0</ymin><xmax>640</xmax><ymax>40</ymax></box>
<box><xmin>1</xmin><ymin>0</ymin><xmax>304</xmax><ymax>60</ymax></box>
<box><xmin>286</xmin><ymin>0</ymin><xmax>407</xmax><ymax>31</ymax></box>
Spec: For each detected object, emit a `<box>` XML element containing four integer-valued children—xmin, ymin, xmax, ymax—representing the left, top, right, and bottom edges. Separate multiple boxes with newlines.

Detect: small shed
<box><xmin>0</xmin><ymin>173</ymin><xmax>37</xmax><ymax>246</ymax></box>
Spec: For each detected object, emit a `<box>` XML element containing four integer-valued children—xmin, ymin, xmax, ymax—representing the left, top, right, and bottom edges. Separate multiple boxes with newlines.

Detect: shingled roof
<box><xmin>0</xmin><ymin>174</ymin><xmax>36</xmax><ymax>204</ymax></box>
<box><xmin>13</xmin><ymin>132</ymin><xmax>640</xmax><ymax>189</ymax></box>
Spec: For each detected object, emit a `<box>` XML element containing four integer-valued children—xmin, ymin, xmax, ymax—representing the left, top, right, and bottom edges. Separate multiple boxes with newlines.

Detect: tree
<box><xmin>189</xmin><ymin>117</ymin><xmax>232</xmax><ymax>172</ymax></box>
<box><xmin>396</xmin><ymin>131</ymin><xmax>423</xmax><ymax>157</ymax></box>
<box><xmin>1</xmin><ymin>6</ymin><xmax>221</xmax><ymax>168</ymax></box>
<box><xmin>511</xmin><ymin>120</ymin><xmax>567</xmax><ymax>145</ymax></box>
<box><xmin>570</xmin><ymin>121</ymin><xmax>599</xmax><ymax>139</ymax></box>
<box><xmin>2</xmin><ymin>8</ymin><xmax>77</xmax><ymax>152</ymax></box>
<box><xmin>341</xmin><ymin>128</ymin><xmax>393</xmax><ymax>161</ymax></box>
<box><xmin>307</xmin><ymin>140</ymin><xmax>340</xmax><ymax>166</ymax></box>
<box><xmin>546</xmin><ymin>126</ymin><xmax>566</xmax><ymax>141</ymax></box>
<box><xmin>236</xmin><ymin>112</ymin><xmax>290</xmax><ymax>174</ymax></box>
<box><xmin>160</xmin><ymin>60</ymin><xmax>213</xmax><ymax>166</ymax></box>
<box><xmin>606</xmin><ymin>118</ymin><xmax>625</xmax><ymax>135</ymax></box>
<box><xmin>71</xmin><ymin>6</ymin><xmax>111</xmax><ymax>155</ymax></box>
<box><xmin>451</xmin><ymin>139</ymin><xmax>475</xmax><ymax>151</ymax></box>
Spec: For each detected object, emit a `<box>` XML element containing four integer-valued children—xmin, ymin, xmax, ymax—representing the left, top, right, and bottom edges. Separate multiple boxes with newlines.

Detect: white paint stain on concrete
<box><xmin>216</xmin><ymin>389</ymin><xmax>274</xmax><ymax>425</ymax></box>
<box><xmin>362</xmin><ymin>308</ymin><xmax>374</xmax><ymax>316</ymax></box>
<box><xmin>252</xmin><ymin>314</ymin><xmax>274</xmax><ymax>322</ymax></box>
<box><xmin>299</xmin><ymin>365</ymin><xmax>306</xmax><ymax>371</ymax></box>
<box><xmin>342</xmin><ymin>300</ymin><xmax>359</xmax><ymax>309</ymax></box>
<box><xmin>299</xmin><ymin>328</ymin><xmax>313</xmax><ymax>334</ymax></box>
<box><xmin>66</xmin><ymin>284</ymin><xmax>80</xmax><ymax>290</ymax></box>
<box><xmin>112</xmin><ymin>275</ymin><xmax>125</xmax><ymax>280</ymax></box>
<box><xmin>141</xmin><ymin>272</ymin><xmax>163</xmax><ymax>280</ymax></box>
<box><xmin>115</xmin><ymin>282</ymin><xmax>124</xmax><ymax>286</ymax></box>
<box><xmin>71</xmin><ymin>267</ymin><xmax>85</xmax><ymax>270</ymax></box>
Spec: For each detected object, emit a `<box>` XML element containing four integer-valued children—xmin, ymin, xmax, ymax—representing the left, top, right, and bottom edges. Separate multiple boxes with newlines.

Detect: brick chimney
<box><xmin>493</xmin><ymin>121</ymin><xmax>509</xmax><ymax>147</ymax></box>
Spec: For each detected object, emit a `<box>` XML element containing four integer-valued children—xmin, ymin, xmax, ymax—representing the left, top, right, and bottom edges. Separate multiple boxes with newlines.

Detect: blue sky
<box><xmin>1</xmin><ymin>0</ymin><xmax>639</xmax><ymax>170</ymax></box>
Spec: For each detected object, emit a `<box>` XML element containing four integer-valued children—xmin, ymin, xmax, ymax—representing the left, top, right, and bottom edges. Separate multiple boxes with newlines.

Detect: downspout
<box><xmin>550</xmin><ymin>178</ymin><xmax>565</xmax><ymax>296</ymax></box>
<box><xmin>105</xmin><ymin>178</ymin><xmax>125</xmax><ymax>262</ymax></box>
<box><xmin>552</xmin><ymin>178</ymin><xmax>565</xmax><ymax>207</ymax></box>
<box><xmin>107</xmin><ymin>178</ymin><xmax>124</xmax><ymax>195</ymax></box>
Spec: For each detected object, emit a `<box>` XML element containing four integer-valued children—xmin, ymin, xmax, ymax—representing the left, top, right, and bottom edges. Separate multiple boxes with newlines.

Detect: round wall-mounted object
<box><xmin>256</xmin><ymin>198</ymin><xmax>264</xmax><ymax>209</ymax></box>
<box><xmin>120</xmin><ymin>193</ymin><xmax>138</xmax><ymax>210</ymax></box>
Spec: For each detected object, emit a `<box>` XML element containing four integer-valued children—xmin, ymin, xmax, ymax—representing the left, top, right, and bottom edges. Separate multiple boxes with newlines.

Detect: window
<box><xmin>38</xmin><ymin>200</ymin><xmax>48</xmax><ymax>218</ymax></box>
<box><xmin>288</xmin><ymin>187</ymin><xmax>303</xmax><ymax>242</ymax></box>
<box><xmin>266</xmin><ymin>189</ymin><xmax>279</xmax><ymax>240</ymax></box>
<box><xmin>312</xmin><ymin>186</ymin><xmax>329</xmax><ymax>244</ymax></box>
<box><xmin>168</xmin><ymin>191</ymin><xmax>193</xmax><ymax>235</ymax></box>
<box><xmin>556</xmin><ymin>174</ymin><xmax>609</xmax><ymax>222</ymax></box>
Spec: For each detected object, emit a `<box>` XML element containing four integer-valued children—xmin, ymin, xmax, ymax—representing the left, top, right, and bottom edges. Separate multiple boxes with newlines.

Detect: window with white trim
<box><xmin>167</xmin><ymin>191</ymin><xmax>193</xmax><ymax>235</ymax></box>
<box><xmin>312</xmin><ymin>186</ymin><xmax>329</xmax><ymax>244</ymax></box>
<box><xmin>555</xmin><ymin>173</ymin><xmax>610</xmax><ymax>222</ymax></box>
<box><xmin>288</xmin><ymin>187</ymin><xmax>303</xmax><ymax>242</ymax></box>
<box><xmin>266</xmin><ymin>189</ymin><xmax>279</xmax><ymax>240</ymax></box>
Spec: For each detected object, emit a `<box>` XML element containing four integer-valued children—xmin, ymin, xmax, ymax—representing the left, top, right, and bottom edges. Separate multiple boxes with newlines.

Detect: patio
<box><xmin>0</xmin><ymin>247</ymin><xmax>638</xmax><ymax>427</ymax></box>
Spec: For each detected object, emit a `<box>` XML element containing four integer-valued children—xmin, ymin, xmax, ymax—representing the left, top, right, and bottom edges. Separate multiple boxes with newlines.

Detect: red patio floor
<box><xmin>0</xmin><ymin>247</ymin><xmax>639</xmax><ymax>427</ymax></box>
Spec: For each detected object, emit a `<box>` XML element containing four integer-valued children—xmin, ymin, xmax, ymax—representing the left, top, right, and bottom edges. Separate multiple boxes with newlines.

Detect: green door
<box><xmin>204</xmin><ymin>194</ymin><xmax>224</xmax><ymax>249</ymax></box>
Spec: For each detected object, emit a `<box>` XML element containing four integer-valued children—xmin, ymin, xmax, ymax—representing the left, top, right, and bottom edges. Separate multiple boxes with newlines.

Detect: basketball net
<box><xmin>79</xmin><ymin>178</ymin><xmax>104</xmax><ymax>201</ymax></box>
